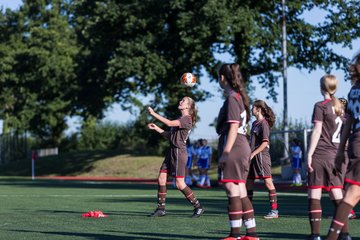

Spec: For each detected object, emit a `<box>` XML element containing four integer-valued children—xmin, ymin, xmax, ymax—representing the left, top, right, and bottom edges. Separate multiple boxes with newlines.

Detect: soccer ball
<box><xmin>180</xmin><ymin>73</ymin><xmax>196</xmax><ymax>87</ymax></box>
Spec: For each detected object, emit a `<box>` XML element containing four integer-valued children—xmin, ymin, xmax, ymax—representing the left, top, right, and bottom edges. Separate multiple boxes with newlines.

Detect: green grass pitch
<box><xmin>0</xmin><ymin>178</ymin><xmax>359</xmax><ymax>240</ymax></box>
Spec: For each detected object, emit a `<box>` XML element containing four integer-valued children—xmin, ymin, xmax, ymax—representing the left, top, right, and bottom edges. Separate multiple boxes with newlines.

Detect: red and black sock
<box><xmin>269</xmin><ymin>189</ymin><xmax>278</xmax><ymax>210</ymax></box>
<box><xmin>308</xmin><ymin>198</ymin><xmax>321</xmax><ymax>235</ymax></box>
<box><xmin>157</xmin><ymin>185</ymin><xmax>167</xmax><ymax>210</ymax></box>
<box><xmin>241</xmin><ymin>196</ymin><xmax>257</xmax><ymax>237</ymax></box>
<box><xmin>332</xmin><ymin>200</ymin><xmax>349</xmax><ymax>234</ymax></box>
<box><xmin>327</xmin><ymin>201</ymin><xmax>352</xmax><ymax>240</ymax></box>
<box><xmin>227</xmin><ymin>196</ymin><xmax>242</xmax><ymax>237</ymax></box>
<box><xmin>181</xmin><ymin>186</ymin><xmax>201</xmax><ymax>209</ymax></box>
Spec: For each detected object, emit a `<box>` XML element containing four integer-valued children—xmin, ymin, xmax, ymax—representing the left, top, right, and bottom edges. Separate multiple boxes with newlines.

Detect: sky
<box><xmin>1</xmin><ymin>0</ymin><xmax>359</xmax><ymax>140</ymax></box>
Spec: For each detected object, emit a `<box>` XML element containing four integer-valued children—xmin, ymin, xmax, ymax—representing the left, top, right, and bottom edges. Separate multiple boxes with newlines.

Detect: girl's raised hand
<box><xmin>148</xmin><ymin>123</ymin><xmax>157</xmax><ymax>130</ymax></box>
<box><xmin>147</xmin><ymin>106</ymin><xmax>155</xmax><ymax>115</ymax></box>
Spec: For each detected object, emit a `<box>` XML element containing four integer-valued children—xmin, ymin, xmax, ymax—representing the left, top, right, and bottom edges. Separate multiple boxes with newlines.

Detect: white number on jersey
<box><xmin>238</xmin><ymin>111</ymin><xmax>247</xmax><ymax>135</ymax></box>
<box><xmin>332</xmin><ymin>117</ymin><xmax>342</xmax><ymax>143</ymax></box>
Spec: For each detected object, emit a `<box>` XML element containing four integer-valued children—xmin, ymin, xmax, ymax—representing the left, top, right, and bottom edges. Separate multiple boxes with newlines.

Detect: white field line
<box><xmin>255</xmin><ymin>191</ymin><xmax>308</xmax><ymax>197</ymax></box>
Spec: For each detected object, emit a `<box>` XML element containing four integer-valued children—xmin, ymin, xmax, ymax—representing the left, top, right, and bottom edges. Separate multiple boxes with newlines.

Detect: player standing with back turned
<box><xmin>306</xmin><ymin>74</ymin><xmax>348</xmax><ymax>240</ymax></box>
<box><xmin>216</xmin><ymin>63</ymin><xmax>259</xmax><ymax>240</ymax></box>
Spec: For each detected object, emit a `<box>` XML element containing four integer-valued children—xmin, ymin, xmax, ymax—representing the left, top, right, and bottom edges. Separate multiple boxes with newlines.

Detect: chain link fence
<box><xmin>0</xmin><ymin>133</ymin><xmax>28</xmax><ymax>165</ymax></box>
<box><xmin>270</xmin><ymin>129</ymin><xmax>312</xmax><ymax>180</ymax></box>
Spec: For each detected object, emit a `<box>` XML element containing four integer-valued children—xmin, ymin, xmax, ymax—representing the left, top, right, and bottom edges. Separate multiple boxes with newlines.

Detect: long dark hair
<box><xmin>253</xmin><ymin>100</ymin><xmax>276</xmax><ymax>128</ymax></box>
<box><xmin>349</xmin><ymin>52</ymin><xmax>360</xmax><ymax>85</ymax></box>
<box><xmin>218</xmin><ymin>63</ymin><xmax>250</xmax><ymax>122</ymax></box>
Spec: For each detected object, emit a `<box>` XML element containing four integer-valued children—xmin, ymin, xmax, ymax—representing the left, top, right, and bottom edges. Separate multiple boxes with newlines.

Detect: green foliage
<box><xmin>0</xmin><ymin>0</ymin><xmax>78</xmax><ymax>146</ymax></box>
<box><xmin>61</xmin><ymin>118</ymin><xmax>168</xmax><ymax>155</ymax></box>
<box><xmin>0</xmin><ymin>0</ymin><xmax>359</xmax><ymax>148</ymax></box>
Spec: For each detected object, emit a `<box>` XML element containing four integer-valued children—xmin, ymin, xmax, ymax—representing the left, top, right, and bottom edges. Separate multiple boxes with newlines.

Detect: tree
<box><xmin>1</xmin><ymin>0</ymin><xmax>359</xmax><ymax>147</ymax></box>
<box><xmin>71</xmin><ymin>0</ymin><xmax>359</xmax><ymax>113</ymax></box>
<box><xmin>0</xmin><ymin>0</ymin><xmax>78</xmax><ymax>146</ymax></box>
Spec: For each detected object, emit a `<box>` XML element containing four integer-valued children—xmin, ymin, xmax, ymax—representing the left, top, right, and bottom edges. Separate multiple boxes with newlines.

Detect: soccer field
<box><xmin>0</xmin><ymin>179</ymin><xmax>359</xmax><ymax>240</ymax></box>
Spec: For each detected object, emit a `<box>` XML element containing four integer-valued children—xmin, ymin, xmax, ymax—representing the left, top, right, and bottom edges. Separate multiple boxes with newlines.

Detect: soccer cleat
<box><xmin>264</xmin><ymin>209</ymin><xmax>279</xmax><ymax>219</ymax></box>
<box><xmin>149</xmin><ymin>208</ymin><xmax>166</xmax><ymax>217</ymax></box>
<box><xmin>191</xmin><ymin>207</ymin><xmax>204</xmax><ymax>218</ymax></box>
<box><xmin>348</xmin><ymin>212</ymin><xmax>357</xmax><ymax>220</ymax></box>
<box><xmin>338</xmin><ymin>233</ymin><xmax>352</xmax><ymax>240</ymax></box>
<box><xmin>304</xmin><ymin>235</ymin><xmax>322</xmax><ymax>240</ymax></box>
<box><xmin>295</xmin><ymin>183</ymin><xmax>303</xmax><ymax>187</ymax></box>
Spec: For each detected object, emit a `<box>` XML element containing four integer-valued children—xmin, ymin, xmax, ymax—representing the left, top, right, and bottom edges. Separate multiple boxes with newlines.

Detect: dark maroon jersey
<box><xmin>216</xmin><ymin>90</ymin><xmax>247</xmax><ymax>136</ymax></box>
<box><xmin>167</xmin><ymin>115</ymin><xmax>192</xmax><ymax>149</ymax></box>
<box><xmin>347</xmin><ymin>81</ymin><xmax>360</xmax><ymax>182</ymax></box>
<box><xmin>250</xmin><ymin>119</ymin><xmax>270</xmax><ymax>151</ymax></box>
<box><xmin>311</xmin><ymin>99</ymin><xmax>343</xmax><ymax>156</ymax></box>
<box><xmin>347</xmin><ymin>82</ymin><xmax>360</xmax><ymax>133</ymax></box>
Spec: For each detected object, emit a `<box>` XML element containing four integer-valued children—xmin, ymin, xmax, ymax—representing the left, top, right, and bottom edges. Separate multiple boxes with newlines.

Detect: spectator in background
<box><xmin>290</xmin><ymin>139</ymin><xmax>303</xmax><ymax>187</ymax></box>
<box><xmin>185</xmin><ymin>139</ymin><xmax>196</xmax><ymax>186</ymax></box>
<box><xmin>196</xmin><ymin>139</ymin><xmax>212</xmax><ymax>188</ymax></box>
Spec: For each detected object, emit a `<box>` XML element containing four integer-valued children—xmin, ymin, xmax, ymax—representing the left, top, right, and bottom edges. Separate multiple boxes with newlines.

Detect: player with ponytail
<box><xmin>147</xmin><ymin>96</ymin><xmax>204</xmax><ymax>218</ymax></box>
<box><xmin>246</xmin><ymin>100</ymin><xmax>279</xmax><ymax>219</ymax></box>
<box><xmin>216</xmin><ymin>63</ymin><xmax>259</xmax><ymax>240</ymax></box>
<box><xmin>306</xmin><ymin>74</ymin><xmax>347</xmax><ymax>240</ymax></box>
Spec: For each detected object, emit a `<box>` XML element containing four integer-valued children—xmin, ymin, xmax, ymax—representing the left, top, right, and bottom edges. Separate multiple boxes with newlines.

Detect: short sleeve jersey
<box><xmin>249</xmin><ymin>120</ymin><xmax>270</xmax><ymax>151</ymax></box>
<box><xmin>216</xmin><ymin>90</ymin><xmax>247</xmax><ymax>135</ymax></box>
<box><xmin>347</xmin><ymin>82</ymin><xmax>360</xmax><ymax>132</ymax></box>
<box><xmin>311</xmin><ymin>99</ymin><xmax>343</xmax><ymax>154</ymax></box>
<box><xmin>291</xmin><ymin>146</ymin><xmax>302</xmax><ymax>158</ymax></box>
<box><xmin>199</xmin><ymin>146</ymin><xmax>212</xmax><ymax>159</ymax></box>
<box><xmin>187</xmin><ymin>145</ymin><xmax>195</xmax><ymax>156</ymax></box>
<box><xmin>169</xmin><ymin>115</ymin><xmax>192</xmax><ymax>148</ymax></box>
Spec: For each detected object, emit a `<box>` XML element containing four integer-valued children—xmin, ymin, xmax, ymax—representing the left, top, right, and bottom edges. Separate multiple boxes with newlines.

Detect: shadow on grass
<box><xmin>0</xmin><ymin>180</ymin><xmax>353</xmax><ymax>219</ymax></box>
<box><xmin>0</xmin><ymin>180</ymin><xmax>158</xmax><ymax>190</ymax></box>
<box><xmin>11</xmin><ymin>229</ymin><xmax>215</xmax><ymax>240</ymax></box>
<box><xmin>258</xmin><ymin>232</ymin><xmax>309</xmax><ymax>239</ymax></box>
<box><xmin>0</xmin><ymin>149</ymin><xmax>156</xmax><ymax>177</ymax></box>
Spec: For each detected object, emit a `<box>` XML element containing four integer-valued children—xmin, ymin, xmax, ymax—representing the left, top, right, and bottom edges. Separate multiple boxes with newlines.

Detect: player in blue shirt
<box><xmin>196</xmin><ymin>139</ymin><xmax>213</xmax><ymax>188</ymax></box>
<box><xmin>290</xmin><ymin>139</ymin><xmax>303</xmax><ymax>186</ymax></box>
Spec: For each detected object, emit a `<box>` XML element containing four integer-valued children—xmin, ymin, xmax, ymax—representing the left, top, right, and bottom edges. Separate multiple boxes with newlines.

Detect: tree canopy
<box><xmin>0</xmin><ymin>0</ymin><xmax>359</xmax><ymax>146</ymax></box>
